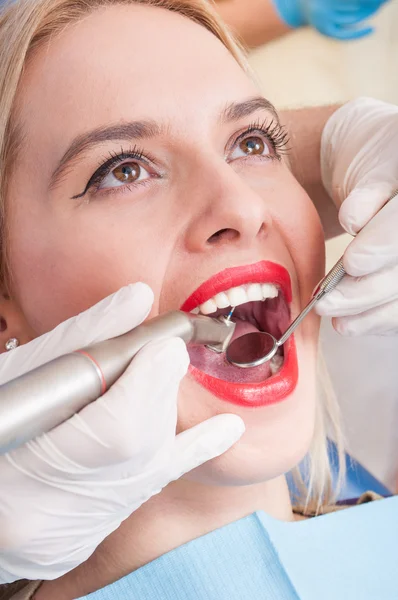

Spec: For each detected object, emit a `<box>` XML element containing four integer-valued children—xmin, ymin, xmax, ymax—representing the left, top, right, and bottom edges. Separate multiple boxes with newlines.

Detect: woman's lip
<box><xmin>188</xmin><ymin>336</ymin><xmax>298</xmax><ymax>407</ymax></box>
<box><xmin>180</xmin><ymin>261</ymin><xmax>297</xmax><ymax>407</ymax></box>
<box><xmin>180</xmin><ymin>261</ymin><xmax>292</xmax><ymax>312</ymax></box>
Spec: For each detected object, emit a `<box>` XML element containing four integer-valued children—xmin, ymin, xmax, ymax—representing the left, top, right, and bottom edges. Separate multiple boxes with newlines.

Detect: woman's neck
<box><xmin>36</xmin><ymin>475</ymin><xmax>294</xmax><ymax>600</ymax></box>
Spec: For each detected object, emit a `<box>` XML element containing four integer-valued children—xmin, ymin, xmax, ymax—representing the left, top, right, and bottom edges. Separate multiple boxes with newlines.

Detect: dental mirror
<box><xmin>226</xmin><ymin>257</ymin><xmax>346</xmax><ymax>369</ymax></box>
<box><xmin>226</xmin><ymin>188</ymin><xmax>398</xmax><ymax>369</ymax></box>
<box><xmin>227</xmin><ymin>331</ymin><xmax>278</xmax><ymax>368</ymax></box>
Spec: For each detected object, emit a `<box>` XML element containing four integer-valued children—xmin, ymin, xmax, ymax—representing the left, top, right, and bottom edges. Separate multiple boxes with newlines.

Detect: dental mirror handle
<box><xmin>0</xmin><ymin>311</ymin><xmax>235</xmax><ymax>455</ymax></box>
<box><xmin>277</xmin><ymin>187</ymin><xmax>398</xmax><ymax>348</ymax></box>
<box><xmin>276</xmin><ymin>257</ymin><xmax>346</xmax><ymax>347</ymax></box>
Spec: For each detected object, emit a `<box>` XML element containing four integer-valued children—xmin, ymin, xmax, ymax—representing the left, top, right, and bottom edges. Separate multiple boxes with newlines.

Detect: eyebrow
<box><xmin>220</xmin><ymin>96</ymin><xmax>279</xmax><ymax>124</ymax></box>
<box><xmin>50</xmin><ymin>95</ymin><xmax>278</xmax><ymax>189</ymax></box>
<box><xmin>50</xmin><ymin>120</ymin><xmax>163</xmax><ymax>188</ymax></box>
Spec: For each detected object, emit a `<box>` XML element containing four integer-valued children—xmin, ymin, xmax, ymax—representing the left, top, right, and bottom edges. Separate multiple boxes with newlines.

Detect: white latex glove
<box><xmin>318</xmin><ymin>97</ymin><xmax>398</xmax><ymax>335</ymax></box>
<box><xmin>0</xmin><ymin>283</ymin><xmax>245</xmax><ymax>583</ymax></box>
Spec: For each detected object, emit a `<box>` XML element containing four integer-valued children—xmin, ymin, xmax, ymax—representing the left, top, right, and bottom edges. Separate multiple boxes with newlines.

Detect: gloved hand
<box><xmin>0</xmin><ymin>283</ymin><xmax>245</xmax><ymax>583</ymax></box>
<box><xmin>318</xmin><ymin>97</ymin><xmax>398</xmax><ymax>336</ymax></box>
<box><xmin>273</xmin><ymin>0</ymin><xmax>388</xmax><ymax>40</ymax></box>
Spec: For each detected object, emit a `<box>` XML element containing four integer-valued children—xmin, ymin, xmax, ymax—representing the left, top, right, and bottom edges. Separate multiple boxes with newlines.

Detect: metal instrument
<box><xmin>0</xmin><ymin>311</ymin><xmax>235</xmax><ymax>454</ymax></box>
<box><xmin>226</xmin><ymin>258</ymin><xmax>345</xmax><ymax>368</ymax></box>
<box><xmin>2</xmin><ymin>190</ymin><xmax>397</xmax><ymax>453</ymax></box>
<box><xmin>226</xmin><ymin>189</ymin><xmax>398</xmax><ymax>369</ymax></box>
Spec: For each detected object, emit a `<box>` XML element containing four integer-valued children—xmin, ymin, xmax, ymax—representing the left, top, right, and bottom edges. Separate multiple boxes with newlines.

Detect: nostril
<box><xmin>207</xmin><ymin>228</ymin><xmax>239</xmax><ymax>244</ymax></box>
<box><xmin>257</xmin><ymin>223</ymin><xmax>267</xmax><ymax>237</ymax></box>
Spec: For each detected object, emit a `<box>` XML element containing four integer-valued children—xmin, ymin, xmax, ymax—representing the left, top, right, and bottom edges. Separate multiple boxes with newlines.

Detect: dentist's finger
<box><xmin>167</xmin><ymin>414</ymin><xmax>245</xmax><ymax>482</ymax></box>
<box><xmin>42</xmin><ymin>337</ymin><xmax>189</xmax><ymax>469</ymax></box>
<box><xmin>332</xmin><ymin>298</ymin><xmax>398</xmax><ymax>336</ymax></box>
<box><xmin>316</xmin><ymin>264</ymin><xmax>398</xmax><ymax>317</ymax></box>
<box><xmin>338</xmin><ymin>184</ymin><xmax>395</xmax><ymax>236</ymax></box>
<box><xmin>0</xmin><ymin>283</ymin><xmax>154</xmax><ymax>383</ymax></box>
<box><xmin>341</xmin><ymin>194</ymin><xmax>398</xmax><ymax>277</ymax></box>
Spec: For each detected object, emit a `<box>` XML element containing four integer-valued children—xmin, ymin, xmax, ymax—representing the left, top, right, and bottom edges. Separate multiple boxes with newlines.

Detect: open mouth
<box><xmin>189</xmin><ymin>286</ymin><xmax>288</xmax><ymax>383</ymax></box>
<box><xmin>180</xmin><ymin>261</ymin><xmax>299</xmax><ymax>407</ymax></box>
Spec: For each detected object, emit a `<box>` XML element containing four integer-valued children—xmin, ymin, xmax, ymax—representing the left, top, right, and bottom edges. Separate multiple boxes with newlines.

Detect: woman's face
<box><xmin>8</xmin><ymin>4</ymin><xmax>325</xmax><ymax>485</ymax></box>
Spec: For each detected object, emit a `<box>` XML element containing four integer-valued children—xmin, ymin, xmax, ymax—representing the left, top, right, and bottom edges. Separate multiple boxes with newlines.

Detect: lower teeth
<box><xmin>270</xmin><ymin>353</ymin><xmax>284</xmax><ymax>375</ymax></box>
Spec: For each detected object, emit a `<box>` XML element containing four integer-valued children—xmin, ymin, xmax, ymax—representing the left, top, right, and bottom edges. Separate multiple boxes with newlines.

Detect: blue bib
<box><xmin>78</xmin><ymin>496</ymin><xmax>398</xmax><ymax>599</ymax></box>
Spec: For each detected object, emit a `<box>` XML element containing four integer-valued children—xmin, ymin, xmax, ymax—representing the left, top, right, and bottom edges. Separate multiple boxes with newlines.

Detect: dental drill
<box><xmin>2</xmin><ymin>189</ymin><xmax>396</xmax><ymax>456</ymax></box>
<box><xmin>0</xmin><ymin>258</ymin><xmax>343</xmax><ymax>456</ymax></box>
<box><xmin>0</xmin><ymin>311</ymin><xmax>235</xmax><ymax>455</ymax></box>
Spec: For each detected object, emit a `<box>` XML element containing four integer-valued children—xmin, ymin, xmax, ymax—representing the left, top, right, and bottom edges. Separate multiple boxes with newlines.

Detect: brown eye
<box><xmin>97</xmin><ymin>159</ymin><xmax>151</xmax><ymax>192</ymax></box>
<box><xmin>239</xmin><ymin>136</ymin><xmax>265</xmax><ymax>155</ymax></box>
<box><xmin>113</xmin><ymin>162</ymin><xmax>140</xmax><ymax>183</ymax></box>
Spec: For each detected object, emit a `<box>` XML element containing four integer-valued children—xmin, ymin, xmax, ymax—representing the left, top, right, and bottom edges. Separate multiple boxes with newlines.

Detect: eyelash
<box><xmin>72</xmin><ymin>146</ymin><xmax>151</xmax><ymax>199</ymax></box>
<box><xmin>72</xmin><ymin>119</ymin><xmax>290</xmax><ymax>200</ymax></box>
<box><xmin>231</xmin><ymin>118</ymin><xmax>290</xmax><ymax>159</ymax></box>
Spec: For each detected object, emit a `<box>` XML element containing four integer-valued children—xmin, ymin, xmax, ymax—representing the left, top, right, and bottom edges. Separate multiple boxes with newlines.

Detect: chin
<box><xmin>178</xmin><ymin>339</ymin><xmax>318</xmax><ymax>488</ymax></box>
<box><xmin>176</xmin><ymin>260</ymin><xmax>321</xmax><ymax>487</ymax></box>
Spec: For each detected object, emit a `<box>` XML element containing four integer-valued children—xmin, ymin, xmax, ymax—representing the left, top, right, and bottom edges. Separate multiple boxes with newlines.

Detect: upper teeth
<box><xmin>193</xmin><ymin>283</ymin><xmax>279</xmax><ymax>315</ymax></box>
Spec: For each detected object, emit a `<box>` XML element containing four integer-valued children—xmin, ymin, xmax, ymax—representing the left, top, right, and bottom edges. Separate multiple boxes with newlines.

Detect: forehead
<box><xmin>17</xmin><ymin>4</ymin><xmax>257</xmax><ymax>143</ymax></box>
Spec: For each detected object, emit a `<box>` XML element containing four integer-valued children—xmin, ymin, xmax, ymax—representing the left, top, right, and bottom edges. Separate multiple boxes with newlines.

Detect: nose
<box><xmin>184</xmin><ymin>160</ymin><xmax>272</xmax><ymax>253</ymax></box>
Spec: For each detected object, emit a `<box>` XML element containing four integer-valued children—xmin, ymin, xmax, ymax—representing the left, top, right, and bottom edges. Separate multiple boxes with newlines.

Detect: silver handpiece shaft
<box><xmin>0</xmin><ymin>311</ymin><xmax>235</xmax><ymax>455</ymax></box>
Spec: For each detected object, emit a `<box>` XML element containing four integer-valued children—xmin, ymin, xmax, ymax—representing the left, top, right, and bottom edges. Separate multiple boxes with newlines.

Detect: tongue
<box><xmin>188</xmin><ymin>318</ymin><xmax>273</xmax><ymax>383</ymax></box>
<box><xmin>230</xmin><ymin>318</ymin><xmax>259</xmax><ymax>342</ymax></box>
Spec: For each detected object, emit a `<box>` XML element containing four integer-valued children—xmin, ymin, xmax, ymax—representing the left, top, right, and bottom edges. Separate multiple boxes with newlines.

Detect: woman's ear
<box><xmin>0</xmin><ymin>292</ymin><xmax>35</xmax><ymax>354</ymax></box>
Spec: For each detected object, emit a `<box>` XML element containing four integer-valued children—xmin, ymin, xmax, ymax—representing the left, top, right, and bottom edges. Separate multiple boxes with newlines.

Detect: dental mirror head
<box><xmin>225</xmin><ymin>256</ymin><xmax>348</xmax><ymax>369</ymax></box>
<box><xmin>226</xmin><ymin>332</ymin><xmax>278</xmax><ymax>368</ymax></box>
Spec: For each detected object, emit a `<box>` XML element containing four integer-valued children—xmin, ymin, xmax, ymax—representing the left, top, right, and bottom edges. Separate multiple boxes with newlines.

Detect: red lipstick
<box><xmin>181</xmin><ymin>261</ymin><xmax>292</xmax><ymax>313</ymax></box>
<box><xmin>181</xmin><ymin>261</ymin><xmax>298</xmax><ymax>408</ymax></box>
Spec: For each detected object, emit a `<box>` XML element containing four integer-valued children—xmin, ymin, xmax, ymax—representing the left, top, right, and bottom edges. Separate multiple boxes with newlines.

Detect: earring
<box><xmin>5</xmin><ymin>338</ymin><xmax>19</xmax><ymax>351</ymax></box>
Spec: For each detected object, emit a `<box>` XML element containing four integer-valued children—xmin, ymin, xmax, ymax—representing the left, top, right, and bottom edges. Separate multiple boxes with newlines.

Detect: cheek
<box><xmin>279</xmin><ymin>184</ymin><xmax>325</xmax><ymax>292</ymax></box>
<box><xmin>274</xmin><ymin>179</ymin><xmax>325</xmax><ymax>343</ymax></box>
<box><xmin>7</xmin><ymin>204</ymin><xmax>170</xmax><ymax>333</ymax></box>
<box><xmin>248</xmin><ymin>165</ymin><xmax>325</xmax><ymax>303</ymax></box>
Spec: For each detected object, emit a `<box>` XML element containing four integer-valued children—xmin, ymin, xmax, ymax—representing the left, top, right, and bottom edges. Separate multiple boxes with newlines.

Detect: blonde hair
<box><xmin>0</xmin><ymin>0</ymin><xmax>343</xmax><ymax>511</ymax></box>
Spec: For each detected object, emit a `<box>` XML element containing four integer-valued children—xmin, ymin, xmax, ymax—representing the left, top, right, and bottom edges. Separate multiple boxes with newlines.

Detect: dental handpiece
<box><xmin>0</xmin><ymin>311</ymin><xmax>235</xmax><ymax>455</ymax></box>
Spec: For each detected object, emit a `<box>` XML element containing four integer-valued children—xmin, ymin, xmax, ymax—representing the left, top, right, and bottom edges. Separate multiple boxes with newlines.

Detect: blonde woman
<box><xmin>0</xmin><ymin>0</ymin><xmax>398</xmax><ymax>598</ymax></box>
